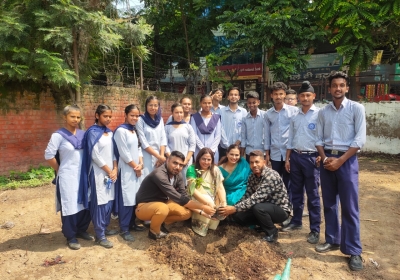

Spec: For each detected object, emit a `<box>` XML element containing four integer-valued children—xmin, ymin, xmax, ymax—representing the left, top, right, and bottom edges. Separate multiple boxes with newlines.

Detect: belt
<box><xmin>324</xmin><ymin>149</ymin><xmax>346</xmax><ymax>156</ymax></box>
<box><xmin>293</xmin><ymin>149</ymin><xmax>317</xmax><ymax>155</ymax></box>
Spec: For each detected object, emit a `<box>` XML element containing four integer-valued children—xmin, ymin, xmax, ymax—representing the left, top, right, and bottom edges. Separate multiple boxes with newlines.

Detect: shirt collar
<box><xmin>272</xmin><ymin>103</ymin><xmax>288</xmax><ymax>112</ymax></box>
<box><xmin>225</xmin><ymin>105</ymin><xmax>243</xmax><ymax>113</ymax></box>
<box><xmin>299</xmin><ymin>104</ymin><xmax>317</xmax><ymax>114</ymax></box>
<box><xmin>329</xmin><ymin>97</ymin><xmax>348</xmax><ymax>110</ymax></box>
<box><xmin>246</xmin><ymin>108</ymin><xmax>261</xmax><ymax>118</ymax></box>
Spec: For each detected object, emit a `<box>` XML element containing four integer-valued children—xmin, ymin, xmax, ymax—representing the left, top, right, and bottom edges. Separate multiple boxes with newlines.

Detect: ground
<box><xmin>0</xmin><ymin>156</ymin><xmax>398</xmax><ymax>280</ymax></box>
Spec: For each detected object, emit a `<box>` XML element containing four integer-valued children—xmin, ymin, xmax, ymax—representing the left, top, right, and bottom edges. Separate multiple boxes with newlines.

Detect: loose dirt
<box><xmin>0</xmin><ymin>156</ymin><xmax>398</xmax><ymax>280</ymax></box>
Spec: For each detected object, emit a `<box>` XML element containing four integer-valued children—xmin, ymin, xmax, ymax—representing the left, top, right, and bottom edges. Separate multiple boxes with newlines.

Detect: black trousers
<box><xmin>232</xmin><ymin>202</ymin><xmax>288</xmax><ymax>235</ymax></box>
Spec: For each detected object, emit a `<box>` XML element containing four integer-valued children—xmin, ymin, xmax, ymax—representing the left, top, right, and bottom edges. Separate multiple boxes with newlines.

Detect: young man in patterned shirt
<box><xmin>218</xmin><ymin>150</ymin><xmax>292</xmax><ymax>243</ymax></box>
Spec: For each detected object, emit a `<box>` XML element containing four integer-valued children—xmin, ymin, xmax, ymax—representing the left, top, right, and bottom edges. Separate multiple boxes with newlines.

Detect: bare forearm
<box><xmin>46</xmin><ymin>158</ymin><xmax>59</xmax><ymax>172</ymax></box>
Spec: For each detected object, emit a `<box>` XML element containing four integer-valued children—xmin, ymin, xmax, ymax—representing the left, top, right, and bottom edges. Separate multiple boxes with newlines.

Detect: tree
<box><xmin>0</xmin><ymin>0</ymin><xmax>150</xmax><ymax>103</ymax></box>
<box><xmin>313</xmin><ymin>0</ymin><xmax>400</xmax><ymax>74</ymax></box>
<box><xmin>218</xmin><ymin>0</ymin><xmax>326</xmax><ymax>84</ymax></box>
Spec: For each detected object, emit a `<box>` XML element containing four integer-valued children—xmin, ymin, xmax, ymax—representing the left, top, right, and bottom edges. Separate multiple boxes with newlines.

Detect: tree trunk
<box><xmin>179</xmin><ymin>0</ymin><xmax>190</xmax><ymax>62</ymax></box>
<box><xmin>72</xmin><ymin>27</ymin><xmax>81</xmax><ymax>103</ymax></box>
<box><xmin>140</xmin><ymin>58</ymin><xmax>143</xmax><ymax>90</ymax></box>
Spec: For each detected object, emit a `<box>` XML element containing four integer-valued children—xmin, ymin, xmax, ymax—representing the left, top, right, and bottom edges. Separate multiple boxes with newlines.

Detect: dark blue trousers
<box><xmin>320</xmin><ymin>153</ymin><xmax>362</xmax><ymax>255</ymax></box>
<box><xmin>56</xmin><ymin>184</ymin><xmax>91</xmax><ymax>241</ymax></box>
<box><xmin>289</xmin><ymin>152</ymin><xmax>321</xmax><ymax>232</ymax></box>
<box><xmin>91</xmin><ymin>200</ymin><xmax>113</xmax><ymax>240</ymax></box>
<box><xmin>271</xmin><ymin>159</ymin><xmax>291</xmax><ymax>202</ymax></box>
<box><xmin>117</xmin><ymin>183</ymin><xmax>133</xmax><ymax>232</ymax></box>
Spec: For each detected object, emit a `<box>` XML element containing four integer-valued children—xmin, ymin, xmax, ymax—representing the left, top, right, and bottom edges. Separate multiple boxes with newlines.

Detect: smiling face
<box><xmin>64</xmin><ymin>110</ymin><xmax>81</xmax><ymax>129</ymax></box>
<box><xmin>125</xmin><ymin>108</ymin><xmax>140</xmax><ymax>126</ymax></box>
<box><xmin>199</xmin><ymin>152</ymin><xmax>213</xmax><ymax>170</ymax></box>
<box><xmin>172</xmin><ymin>106</ymin><xmax>184</xmax><ymax>122</ymax></box>
<box><xmin>247</xmin><ymin>97</ymin><xmax>260</xmax><ymax>113</ymax></box>
<box><xmin>227</xmin><ymin>147</ymin><xmax>241</xmax><ymax>164</ymax></box>
<box><xmin>201</xmin><ymin>96</ymin><xmax>213</xmax><ymax>113</ymax></box>
<box><xmin>271</xmin><ymin>89</ymin><xmax>286</xmax><ymax>105</ymax></box>
<box><xmin>329</xmin><ymin>77</ymin><xmax>349</xmax><ymax>100</ymax></box>
<box><xmin>249</xmin><ymin>155</ymin><xmax>265</xmax><ymax>176</ymax></box>
<box><xmin>298</xmin><ymin>92</ymin><xmax>315</xmax><ymax>107</ymax></box>
<box><xmin>181</xmin><ymin>98</ymin><xmax>192</xmax><ymax>114</ymax></box>
<box><xmin>96</xmin><ymin>110</ymin><xmax>112</xmax><ymax>127</ymax></box>
<box><xmin>228</xmin><ymin>89</ymin><xmax>240</xmax><ymax>105</ymax></box>
<box><xmin>146</xmin><ymin>99</ymin><xmax>159</xmax><ymax>117</ymax></box>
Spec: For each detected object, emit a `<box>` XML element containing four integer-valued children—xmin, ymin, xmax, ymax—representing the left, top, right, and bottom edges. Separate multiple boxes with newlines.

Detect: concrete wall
<box><xmin>0</xmin><ymin>86</ymin><xmax>199</xmax><ymax>175</ymax></box>
<box><xmin>315</xmin><ymin>101</ymin><xmax>400</xmax><ymax>155</ymax></box>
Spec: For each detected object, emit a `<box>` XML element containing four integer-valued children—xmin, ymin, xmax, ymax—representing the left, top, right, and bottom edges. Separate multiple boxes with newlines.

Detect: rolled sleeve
<box><xmin>44</xmin><ymin>133</ymin><xmax>62</xmax><ymax>160</ymax></box>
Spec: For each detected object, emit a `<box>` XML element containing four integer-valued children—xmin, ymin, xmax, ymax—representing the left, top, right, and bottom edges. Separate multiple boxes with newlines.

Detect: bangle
<box><xmin>323</xmin><ymin>157</ymin><xmax>328</xmax><ymax>164</ymax></box>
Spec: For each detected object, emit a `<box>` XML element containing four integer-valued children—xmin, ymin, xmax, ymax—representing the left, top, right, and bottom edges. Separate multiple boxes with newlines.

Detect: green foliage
<box><xmin>313</xmin><ymin>0</ymin><xmax>400</xmax><ymax>74</ymax></box>
<box><xmin>188</xmin><ymin>169</ymin><xmax>211</xmax><ymax>196</ymax></box>
<box><xmin>0</xmin><ymin>0</ymin><xmax>151</xmax><ymax>102</ymax></box>
<box><xmin>0</xmin><ymin>166</ymin><xmax>54</xmax><ymax>190</ymax></box>
<box><xmin>218</xmin><ymin>0</ymin><xmax>326</xmax><ymax>81</ymax></box>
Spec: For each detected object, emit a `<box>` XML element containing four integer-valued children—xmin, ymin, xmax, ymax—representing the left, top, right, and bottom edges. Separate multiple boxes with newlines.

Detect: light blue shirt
<box><xmin>211</xmin><ymin>104</ymin><xmax>225</xmax><ymax>115</ymax></box>
<box><xmin>220</xmin><ymin>105</ymin><xmax>248</xmax><ymax>149</ymax></box>
<box><xmin>288</xmin><ymin>105</ymin><xmax>319</xmax><ymax>152</ymax></box>
<box><xmin>241</xmin><ymin>109</ymin><xmax>265</xmax><ymax>155</ymax></box>
<box><xmin>316</xmin><ymin>97</ymin><xmax>366</xmax><ymax>151</ymax></box>
<box><xmin>264</xmin><ymin>104</ymin><xmax>299</xmax><ymax>161</ymax></box>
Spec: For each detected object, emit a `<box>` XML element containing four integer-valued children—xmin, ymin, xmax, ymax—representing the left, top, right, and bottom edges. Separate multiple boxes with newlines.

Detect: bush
<box><xmin>0</xmin><ymin>166</ymin><xmax>54</xmax><ymax>190</ymax></box>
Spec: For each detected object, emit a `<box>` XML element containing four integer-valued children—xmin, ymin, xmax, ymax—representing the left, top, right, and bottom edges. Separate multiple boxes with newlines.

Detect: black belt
<box><xmin>293</xmin><ymin>149</ymin><xmax>317</xmax><ymax>155</ymax></box>
<box><xmin>324</xmin><ymin>149</ymin><xmax>346</xmax><ymax>156</ymax></box>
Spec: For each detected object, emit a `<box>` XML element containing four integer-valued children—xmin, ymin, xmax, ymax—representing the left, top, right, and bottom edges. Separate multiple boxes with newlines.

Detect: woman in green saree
<box><xmin>218</xmin><ymin>144</ymin><xmax>251</xmax><ymax>206</ymax></box>
<box><xmin>186</xmin><ymin>147</ymin><xmax>227</xmax><ymax>236</ymax></box>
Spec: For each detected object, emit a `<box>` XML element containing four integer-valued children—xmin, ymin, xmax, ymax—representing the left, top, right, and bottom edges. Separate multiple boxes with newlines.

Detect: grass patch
<box><xmin>0</xmin><ymin>166</ymin><xmax>54</xmax><ymax>190</ymax></box>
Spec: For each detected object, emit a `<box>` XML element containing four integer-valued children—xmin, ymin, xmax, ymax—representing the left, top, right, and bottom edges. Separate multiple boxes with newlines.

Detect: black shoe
<box><xmin>262</xmin><ymin>229</ymin><xmax>278</xmax><ymax>243</ymax></box>
<box><xmin>307</xmin><ymin>231</ymin><xmax>320</xmax><ymax>244</ymax></box>
<box><xmin>131</xmin><ymin>224</ymin><xmax>145</xmax><ymax>232</ymax></box>
<box><xmin>105</xmin><ymin>229</ymin><xmax>119</xmax><ymax>236</ymax></box>
<box><xmin>76</xmin><ymin>232</ymin><xmax>94</xmax><ymax>241</ymax></box>
<box><xmin>148</xmin><ymin>230</ymin><xmax>168</xmax><ymax>240</ymax></box>
<box><xmin>281</xmin><ymin>216</ymin><xmax>292</xmax><ymax>227</ymax></box>
<box><xmin>315</xmin><ymin>242</ymin><xmax>340</xmax><ymax>253</ymax></box>
<box><xmin>160</xmin><ymin>223</ymin><xmax>169</xmax><ymax>234</ymax></box>
<box><xmin>281</xmin><ymin>223</ymin><xmax>302</xmax><ymax>232</ymax></box>
<box><xmin>349</xmin><ymin>255</ymin><xmax>363</xmax><ymax>271</ymax></box>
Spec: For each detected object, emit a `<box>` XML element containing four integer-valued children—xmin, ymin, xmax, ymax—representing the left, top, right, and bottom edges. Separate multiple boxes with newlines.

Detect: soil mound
<box><xmin>148</xmin><ymin>222</ymin><xmax>286</xmax><ymax>279</ymax></box>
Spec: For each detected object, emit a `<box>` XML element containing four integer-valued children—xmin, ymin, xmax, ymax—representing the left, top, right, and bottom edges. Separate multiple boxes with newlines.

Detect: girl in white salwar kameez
<box><xmin>114</xmin><ymin>104</ymin><xmax>145</xmax><ymax>242</ymax></box>
<box><xmin>45</xmin><ymin>105</ymin><xmax>92</xmax><ymax>250</ymax></box>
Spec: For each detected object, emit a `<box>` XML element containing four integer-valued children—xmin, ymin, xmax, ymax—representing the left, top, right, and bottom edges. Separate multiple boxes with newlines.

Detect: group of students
<box><xmin>45</xmin><ymin>70</ymin><xmax>366</xmax><ymax>271</ymax></box>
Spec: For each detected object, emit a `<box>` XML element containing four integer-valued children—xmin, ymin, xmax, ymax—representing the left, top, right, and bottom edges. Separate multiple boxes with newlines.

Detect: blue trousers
<box><xmin>271</xmin><ymin>159</ymin><xmax>291</xmax><ymax>202</ymax></box>
<box><xmin>289</xmin><ymin>152</ymin><xmax>321</xmax><ymax>232</ymax></box>
<box><xmin>320</xmin><ymin>153</ymin><xmax>362</xmax><ymax>255</ymax></box>
<box><xmin>117</xmin><ymin>182</ymin><xmax>134</xmax><ymax>232</ymax></box>
<box><xmin>56</xmin><ymin>183</ymin><xmax>91</xmax><ymax>241</ymax></box>
<box><xmin>91</xmin><ymin>200</ymin><xmax>113</xmax><ymax>240</ymax></box>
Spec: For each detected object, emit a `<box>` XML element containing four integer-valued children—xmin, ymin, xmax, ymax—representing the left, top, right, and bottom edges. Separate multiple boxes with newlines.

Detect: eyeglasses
<box><xmin>284</xmin><ymin>98</ymin><xmax>296</xmax><ymax>101</ymax></box>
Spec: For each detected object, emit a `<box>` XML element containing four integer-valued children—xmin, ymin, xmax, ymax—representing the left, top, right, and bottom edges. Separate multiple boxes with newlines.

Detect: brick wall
<box><xmin>0</xmin><ymin>86</ymin><xmax>199</xmax><ymax>175</ymax></box>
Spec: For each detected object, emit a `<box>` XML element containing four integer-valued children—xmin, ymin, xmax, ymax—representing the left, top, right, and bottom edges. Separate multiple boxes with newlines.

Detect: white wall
<box><xmin>315</xmin><ymin>101</ymin><xmax>400</xmax><ymax>154</ymax></box>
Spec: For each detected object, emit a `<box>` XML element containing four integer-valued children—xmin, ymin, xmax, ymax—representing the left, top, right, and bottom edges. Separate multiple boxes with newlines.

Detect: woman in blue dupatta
<box><xmin>79</xmin><ymin>104</ymin><xmax>118</xmax><ymax>249</ymax></box>
<box><xmin>136</xmin><ymin>95</ymin><xmax>167</xmax><ymax>178</ymax></box>
<box><xmin>45</xmin><ymin>105</ymin><xmax>92</xmax><ymax>250</ymax></box>
<box><xmin>190</xmin><ymin>95</ymin><xmax>222</xmax><ymax>162</ymax></box>
<box><xmin>218</xmin><ymin>144</ymin><xmax>251</xmax><ymax>206</ymax></box>
<box><xmin>114</xmin><ymin>104</ymin><xmax>145</xmax><ymax>242</ymax></box>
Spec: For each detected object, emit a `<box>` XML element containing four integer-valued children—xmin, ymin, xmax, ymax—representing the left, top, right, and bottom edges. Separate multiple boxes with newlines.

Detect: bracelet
<box><xmin>323</xmin><ymin>157</ymin><xmax>328</xmax><ymax>164</ymax></box>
